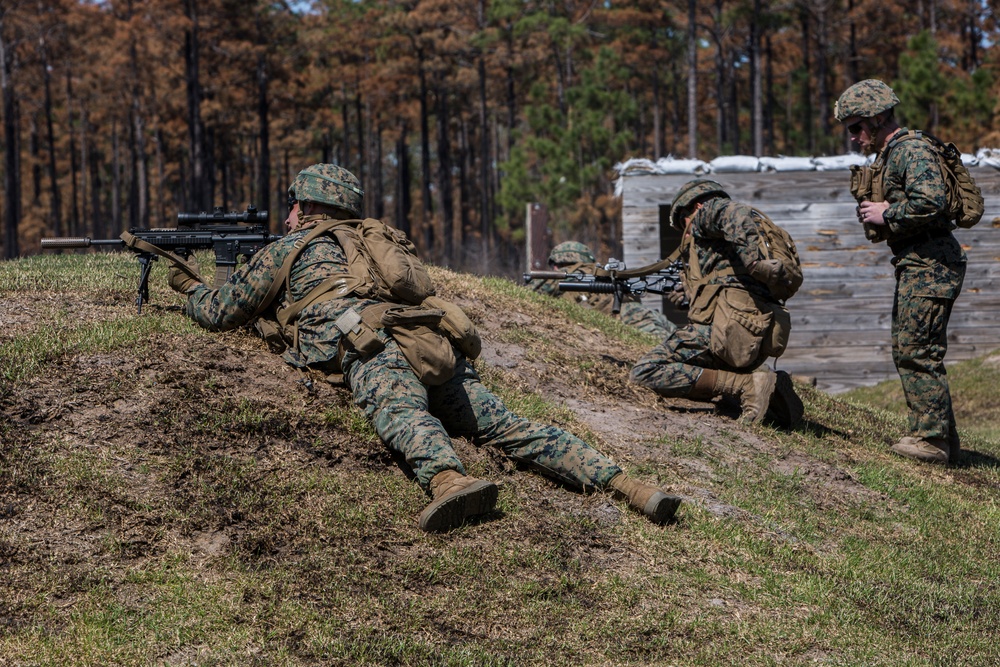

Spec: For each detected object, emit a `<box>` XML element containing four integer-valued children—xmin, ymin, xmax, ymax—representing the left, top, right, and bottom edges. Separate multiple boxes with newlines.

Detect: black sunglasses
<box><xmin>287</xmin><ymin>194</ymin><xmax>297</xmax><ymax>210</ymax></box>
<box><xmin>847</xmin><ymin>122</ymin><xmax>864</xmax><ymax>135</ymax></box>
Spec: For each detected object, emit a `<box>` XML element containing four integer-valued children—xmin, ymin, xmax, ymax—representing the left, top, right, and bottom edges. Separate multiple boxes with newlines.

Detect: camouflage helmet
<box><xmin>669</xmin><ymin>179</ymin><xmax>729</xmax><ymax>229</ymax></box>
<box><xmin>834</xmin><ymin>79</ymin><xmax>899</xmax><ymax>122</ymax></box>
<box><xmin>549</xmin><ymin>241</ymin><xmax>596</xmax><ymax>266</ymax></box>
<box><xmin>288</xmin><ymin>164</ymin><xmax>364</xmax><ymax>218</ymax></box>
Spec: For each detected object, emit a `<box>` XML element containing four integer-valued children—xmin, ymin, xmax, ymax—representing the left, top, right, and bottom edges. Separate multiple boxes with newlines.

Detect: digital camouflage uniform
<box><xmin>183</xmin><ymin>224</ymin><xmax>623</xmax><ymax>492</ymax></box>
<box><xmin>631</xmin><ymin>196</ymin><xmax>777</xmax><ymax>395</ymax></box>
<box><xmin>836</xmin><ymin>80</ymin><xmax>967</xmax><ymax>456</ymax></box>
<box><xmin>534</xmin><ymin>242</ymin><xmax>677</xmax><ymax>339</ymax></box>
<box><xmin>172</xmin><ymin>164</ymin><xmax>683</xmax><ymax>530</ymax></box>
<box><xmin>874</xmin><ymin>134</ymin><xmax>966</xmax><ymax>444</ymax></box>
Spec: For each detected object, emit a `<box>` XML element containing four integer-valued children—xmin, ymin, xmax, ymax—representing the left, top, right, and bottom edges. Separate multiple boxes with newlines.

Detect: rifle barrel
<box><xmin>40</xmin><ymin>237</ymin><xmax>124</xmax><ymax>249</ymax></box>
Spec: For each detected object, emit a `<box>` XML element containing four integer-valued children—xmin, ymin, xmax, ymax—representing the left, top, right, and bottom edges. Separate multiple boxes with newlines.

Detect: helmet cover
<box><xmin>289</xmin><ymin>164</ymin><xmax>364</xmax><ymax>218</ymax></box>
<box><xmin>834</xmin><ymin>79</ymin><xmax>899</xmax><ymax>122</ymax></box>
<box><xmin>669</xmin><ymin>179</ymin><xmax>730</xmax><ymax>228</ymax></box>
<box><xmin>549</xmin><ymin>241</ymin><xmax>596</xmax><ymax>266</ymax></box>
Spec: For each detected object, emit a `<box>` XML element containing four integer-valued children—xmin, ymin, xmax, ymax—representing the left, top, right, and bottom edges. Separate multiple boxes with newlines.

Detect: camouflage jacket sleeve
<box><xmin>690</xmin><ymin>198</ymin><xmax>766</xmax><ymax>278</ymax></box>
<box><xmin>184</xmin><ymin>228</ymin><xmax>354</xmax><ymax>331</ymax></box>
<box><xmin>184</xmin><ymin>237</ymin><xmax>291</xmax><ymax>332</ymax></box>
<box><xmin>881</xmin><ymin>135</ymin><xmax>950</xmax><ymax>235</ymax></box>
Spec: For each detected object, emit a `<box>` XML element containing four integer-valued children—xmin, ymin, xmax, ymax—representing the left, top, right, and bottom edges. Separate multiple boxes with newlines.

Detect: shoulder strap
<box><xmin>248</xmin><ymin>219</ymin><xmax>352</xmax><ymax>322</ymax></box>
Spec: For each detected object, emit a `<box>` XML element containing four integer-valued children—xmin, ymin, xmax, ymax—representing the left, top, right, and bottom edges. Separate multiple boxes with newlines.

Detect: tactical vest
<box><xmin>850</xmin><ymin>129</ymin><xmax>983</xmax><ymax>243</ymax></box>
<box><xmin>251</xmin><ymin>216</ymin><xmax>481</xmax><ymax>385</ymax></box>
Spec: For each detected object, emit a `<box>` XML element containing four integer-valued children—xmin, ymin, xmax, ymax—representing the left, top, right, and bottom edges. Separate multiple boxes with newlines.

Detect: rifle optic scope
<box><xmin>176</xmin><ymin>205</ymin><xmax>268</xmax><ymax>226</ymax></box>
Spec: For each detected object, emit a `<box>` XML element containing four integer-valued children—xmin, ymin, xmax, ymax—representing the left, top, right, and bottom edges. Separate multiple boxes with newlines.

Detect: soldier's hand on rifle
<box><xmin>168</xmin><ymin>255</ymin><xmax>204</xmax><ymax>294</ymax></box>
<box><xmin>666</xmin><ymin>285</ymin><xmax>687</xmax><ymax>307</ymax></box>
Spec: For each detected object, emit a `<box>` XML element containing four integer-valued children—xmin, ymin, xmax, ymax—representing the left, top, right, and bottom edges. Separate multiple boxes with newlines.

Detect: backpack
<box><xmin>890</xmin><ymin>130</ymin><xmax>984</xmax><ymax>229</ymax></box>
<box><xmin>749</xmin><ymin>208</ymin><xmax>803</xmax><ymax>302</ymax></box>
<box><xmin>250</xmin><ymin>216</ymin><xmax>480</xmax><ymax>384</ymax></box>
<box><xmin>331</xmin><ymin>217</ymin><xmax>437</xmax><ymax>304</ymax></box>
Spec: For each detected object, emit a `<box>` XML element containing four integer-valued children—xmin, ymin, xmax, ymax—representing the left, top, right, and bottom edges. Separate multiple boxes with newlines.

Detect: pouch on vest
<box><xmin>338</xmin><ymin>305</ymin><xmax>386</xmax><ymax>357</ymax></box>
<box><xmin>761</xmin><ymin>301</ymin><xmax>791</xmax><ymax>359</ymax></box>
<box><xmin>380</xmin><ymin>305</ymin><xmax>457</xmax><ymax>385</ymax></box>
<box><xmin>423</xmin><ymin>295</ymin><xmax>482</xmax><ymax>360</ymax></box>
<box><xmin>710</xmin><ymin>287</ymin><xmax>773</xmax><ymax>369</ymax></box>
<box><xmin>687</xmin><ymin>283</ymin><xmax>723</xmax><ymax>325</ymax></box>
<box><xmin>254</xmin><ymin>317</ymin><xmax>290</xmax><ymax>354</ymax></box>
<box><xmin>850</xmin><ymin>165</ymin><xmax>888</xmax><ymax>243</ymax></box>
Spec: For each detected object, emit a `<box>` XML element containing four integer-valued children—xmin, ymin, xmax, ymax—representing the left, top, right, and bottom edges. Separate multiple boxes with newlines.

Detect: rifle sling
<box><xmin>591</xmin><ymin>251</ymin><xmax>682</xmax><ymax>280</ymax></box>
<box><xmin>119</xmin><ymin>231</ymin><xmax>205</xmax><ymax>283</ymax></box>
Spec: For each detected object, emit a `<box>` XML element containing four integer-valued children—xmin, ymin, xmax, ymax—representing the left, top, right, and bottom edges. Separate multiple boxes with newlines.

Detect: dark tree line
<box><xmin>1</xmin><ymin>0</ymin><xmax>996</xmax><ymax>271</ymax></box>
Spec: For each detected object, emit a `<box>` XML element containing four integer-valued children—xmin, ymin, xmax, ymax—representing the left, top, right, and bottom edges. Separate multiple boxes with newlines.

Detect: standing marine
<box><xmin>835</xmin><ymin>79</ymin><xmax>967</xmax><ymax>464</ymax></box>
<box><xmin>167</xmin><ymin>163</ymin><xmax>682</xmax><ymax>531</ymax></box>
<box><xmin>630</xmin><ymin>179</ymin><xmax>803</xmax><ymax>427</ymax></box>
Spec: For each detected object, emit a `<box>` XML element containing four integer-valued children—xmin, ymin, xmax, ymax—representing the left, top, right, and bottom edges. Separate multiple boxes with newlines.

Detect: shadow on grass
<box><xmin>951</xmin><ymin>448</ymin><xmax>1000</xmax><ymax>470</ymax></box>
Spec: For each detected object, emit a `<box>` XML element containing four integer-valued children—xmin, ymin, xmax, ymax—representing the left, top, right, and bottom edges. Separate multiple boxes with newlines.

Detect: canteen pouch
<box><xmin>761</xmin><ymin>301</ymin><xmax>791</xmax><ymax>359</ymax></box>
<box><xmin>710</xmin><ymin>287</ymin><xmax>773</xmax><ymax>369</ymax></box>
<box><xmin>381</xmin><ymin>306</ymin><xmax>457</xmax><ymax>386</ymax></box>
<box><xmin>850</xmin><ymin>164</ymin><xmax>888</xmax><ymax>243</ymax></box>
<box><xmin>422</xmin><ymin>295</ymin><xmax>482</xmax><ymax>360</ymax></box>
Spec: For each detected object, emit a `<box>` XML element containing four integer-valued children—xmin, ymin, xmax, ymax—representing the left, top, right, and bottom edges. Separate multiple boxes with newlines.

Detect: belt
<box><xmin>888</xmin><ymin>227</ymin><xmax>952</xmax><ymax>255</ymax></box>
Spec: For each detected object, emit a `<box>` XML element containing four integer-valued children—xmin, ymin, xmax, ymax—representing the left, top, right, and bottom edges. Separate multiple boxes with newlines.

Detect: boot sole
<box><xmin>644</xmin><ymin>492</ymin><xmax>682</xmax><ymax>524</ymax></box>
<box><xmin>765</xmin><ymin>370</ymin><xmax>804</xmax><ymax>429</ymax></box>
<box><xmin>418</xmin><ymin>480</ymin><xmax>499</xmax><ymax>532</ymax></box>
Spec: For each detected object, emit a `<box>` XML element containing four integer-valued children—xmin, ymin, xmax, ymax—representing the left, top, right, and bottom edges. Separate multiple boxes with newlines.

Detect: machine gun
<box><xmin>524</xmin><ymin>258</ymin><xmax>685</xmax><ymax>314</ymax></box>
<box><xmin>41</xmin><ymin>205</ymin><xmax>280</xmax><ymax>313</ymax></box>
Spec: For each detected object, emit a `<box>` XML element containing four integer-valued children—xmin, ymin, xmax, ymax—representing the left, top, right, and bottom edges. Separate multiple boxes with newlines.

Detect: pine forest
<box><xmin>0</xmin><ymin>0</ymin><xmax>997</xmax><ymax>272</ymax></box>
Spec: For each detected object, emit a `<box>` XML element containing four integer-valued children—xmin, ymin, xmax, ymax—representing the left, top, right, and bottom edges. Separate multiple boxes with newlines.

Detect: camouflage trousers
<box><xmin>619</xmin><ymin>302</ymin><xmax>676</xmax><ymax>340</ymax></box>
<box><xmin>891</xmin><ymin>287</ymin><xmax>958</xmax><ymax>442</ymax></box>
<box><xmin>344</xmin><ymin>340</ymin><xmax>622</xmax><ymax>492</ymax></box>
<box><xmin>630</xmin><ymin>322</ymin><xmax>764</xmax><ymax>396</ymax></box>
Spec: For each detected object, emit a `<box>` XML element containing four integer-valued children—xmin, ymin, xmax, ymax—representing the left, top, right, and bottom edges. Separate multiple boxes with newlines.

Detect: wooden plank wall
<box><xmin>621</xmin><ymin>169</ymin><xmax>1000</xmax><ymax>394</ymax></box>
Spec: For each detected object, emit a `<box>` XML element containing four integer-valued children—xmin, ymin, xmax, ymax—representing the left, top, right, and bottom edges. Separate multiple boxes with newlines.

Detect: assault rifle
<box><xmin>41</xmin><ymin>206</ymin><xmax>280</xmax><ymax>313</ymax></box>
<box><xmin>523</xmin><ymin>258</ymin><xmax>685</xmax><ymax>314</ymax></box>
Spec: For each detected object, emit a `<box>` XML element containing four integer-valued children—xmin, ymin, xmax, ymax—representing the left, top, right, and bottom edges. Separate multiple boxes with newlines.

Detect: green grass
<box><xmin>844</xmin><ymin>351</ymin><xmax>1000</xmax><ymax>443</ymax></box>
<box><xmin>2</xmin><ymin>253</ymin><xmax>1000</xmax><ymax>666</ymax></box>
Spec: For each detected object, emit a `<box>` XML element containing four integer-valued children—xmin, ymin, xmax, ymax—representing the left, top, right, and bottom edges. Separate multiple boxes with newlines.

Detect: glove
<box><xmin>666</xmin><ymin>285</ymin><xmax>687</xmax><ymax>307</ymax></box>
<box><xmin>168</xmin><ymin>255</ymin><xmax>204</xmax><ymax>294</ymax></box>
<box><xmin>749</xmin><ymin>259</ymin><xmax>786</xmax><ymax>289</ymax></box>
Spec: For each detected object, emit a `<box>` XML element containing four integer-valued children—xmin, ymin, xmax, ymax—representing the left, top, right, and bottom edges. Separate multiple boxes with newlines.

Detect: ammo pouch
<box><xmin>687</xmin><ymin>283</ymin><xmax>724</xmax><ymax>325</ymax></box>
<box><xmin>380</xmin><ymin>305</ymin><xmax>457</xmax><ymax>386</ymax></box>
<box><xmin>423</xmin><ymin>295</ymin><xmax>482</xmax><ymax>360</ymax></box>
<box><xmin>710</xmin><ymin>287</ymin><xmax>776</xmax><ymax>369</ymax></box>
<box><xmin>849</xmin><ymin>164</ymin><xmax>889</xmax><ymax>243</ymax></box>
<box><xmin>335</xmin><ymin>303</ymin><xmax>457</xmax><ymax>385</ymax></box>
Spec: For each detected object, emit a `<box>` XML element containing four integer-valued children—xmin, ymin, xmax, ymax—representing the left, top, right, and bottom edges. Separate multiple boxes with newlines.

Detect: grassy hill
<box><xmin>2</xmin><ymin>251</ymin><xmax>999</xmax><ymax>666</ymax></box>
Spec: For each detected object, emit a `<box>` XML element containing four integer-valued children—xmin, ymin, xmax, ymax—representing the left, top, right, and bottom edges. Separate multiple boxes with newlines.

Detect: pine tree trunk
<box><xmin>686</xmin><ymin>0</ymin><xmax>697</xmax><ymax>158</ymax></box>
<box><xmin>0</xmin><ymin>17</ymin><xmax>20</xmax><ymax>258</ymax></box>
<box><xmin>184</xmin><ymin>0</ymin><xmax>206</xmax><ymax>211</ymax></box>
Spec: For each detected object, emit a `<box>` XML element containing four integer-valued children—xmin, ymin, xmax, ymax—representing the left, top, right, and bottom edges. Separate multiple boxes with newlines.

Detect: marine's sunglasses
<box><xmin>847</xmin><ymin>122</ymin><xmax>864</xmax><ymax>135</ymax></box>
<box><xmin>287</xmin><ymin>194</ymin><xmax>297</xmax><ymax>210</ymax></box>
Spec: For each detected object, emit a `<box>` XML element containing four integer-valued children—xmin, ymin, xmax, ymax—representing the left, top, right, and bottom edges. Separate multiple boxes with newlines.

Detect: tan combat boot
<box><xmin>696</xmin><ymin>368</ymin><xmax>777</xmax><ymax>423</ymax></box>
<box><xmin>890</xmin><ymin>436</ymin><xmax>949</xmax><ymax>464</ymax></box>
<box><xmin>609</xmin><ymin>473</ymin><xmax>682</xmax><ymax>524</ymax></box>
<box><xmin>418</xmin><ymin>470</ymin><xmax>498</xmax><ymax>532</ymax></box>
